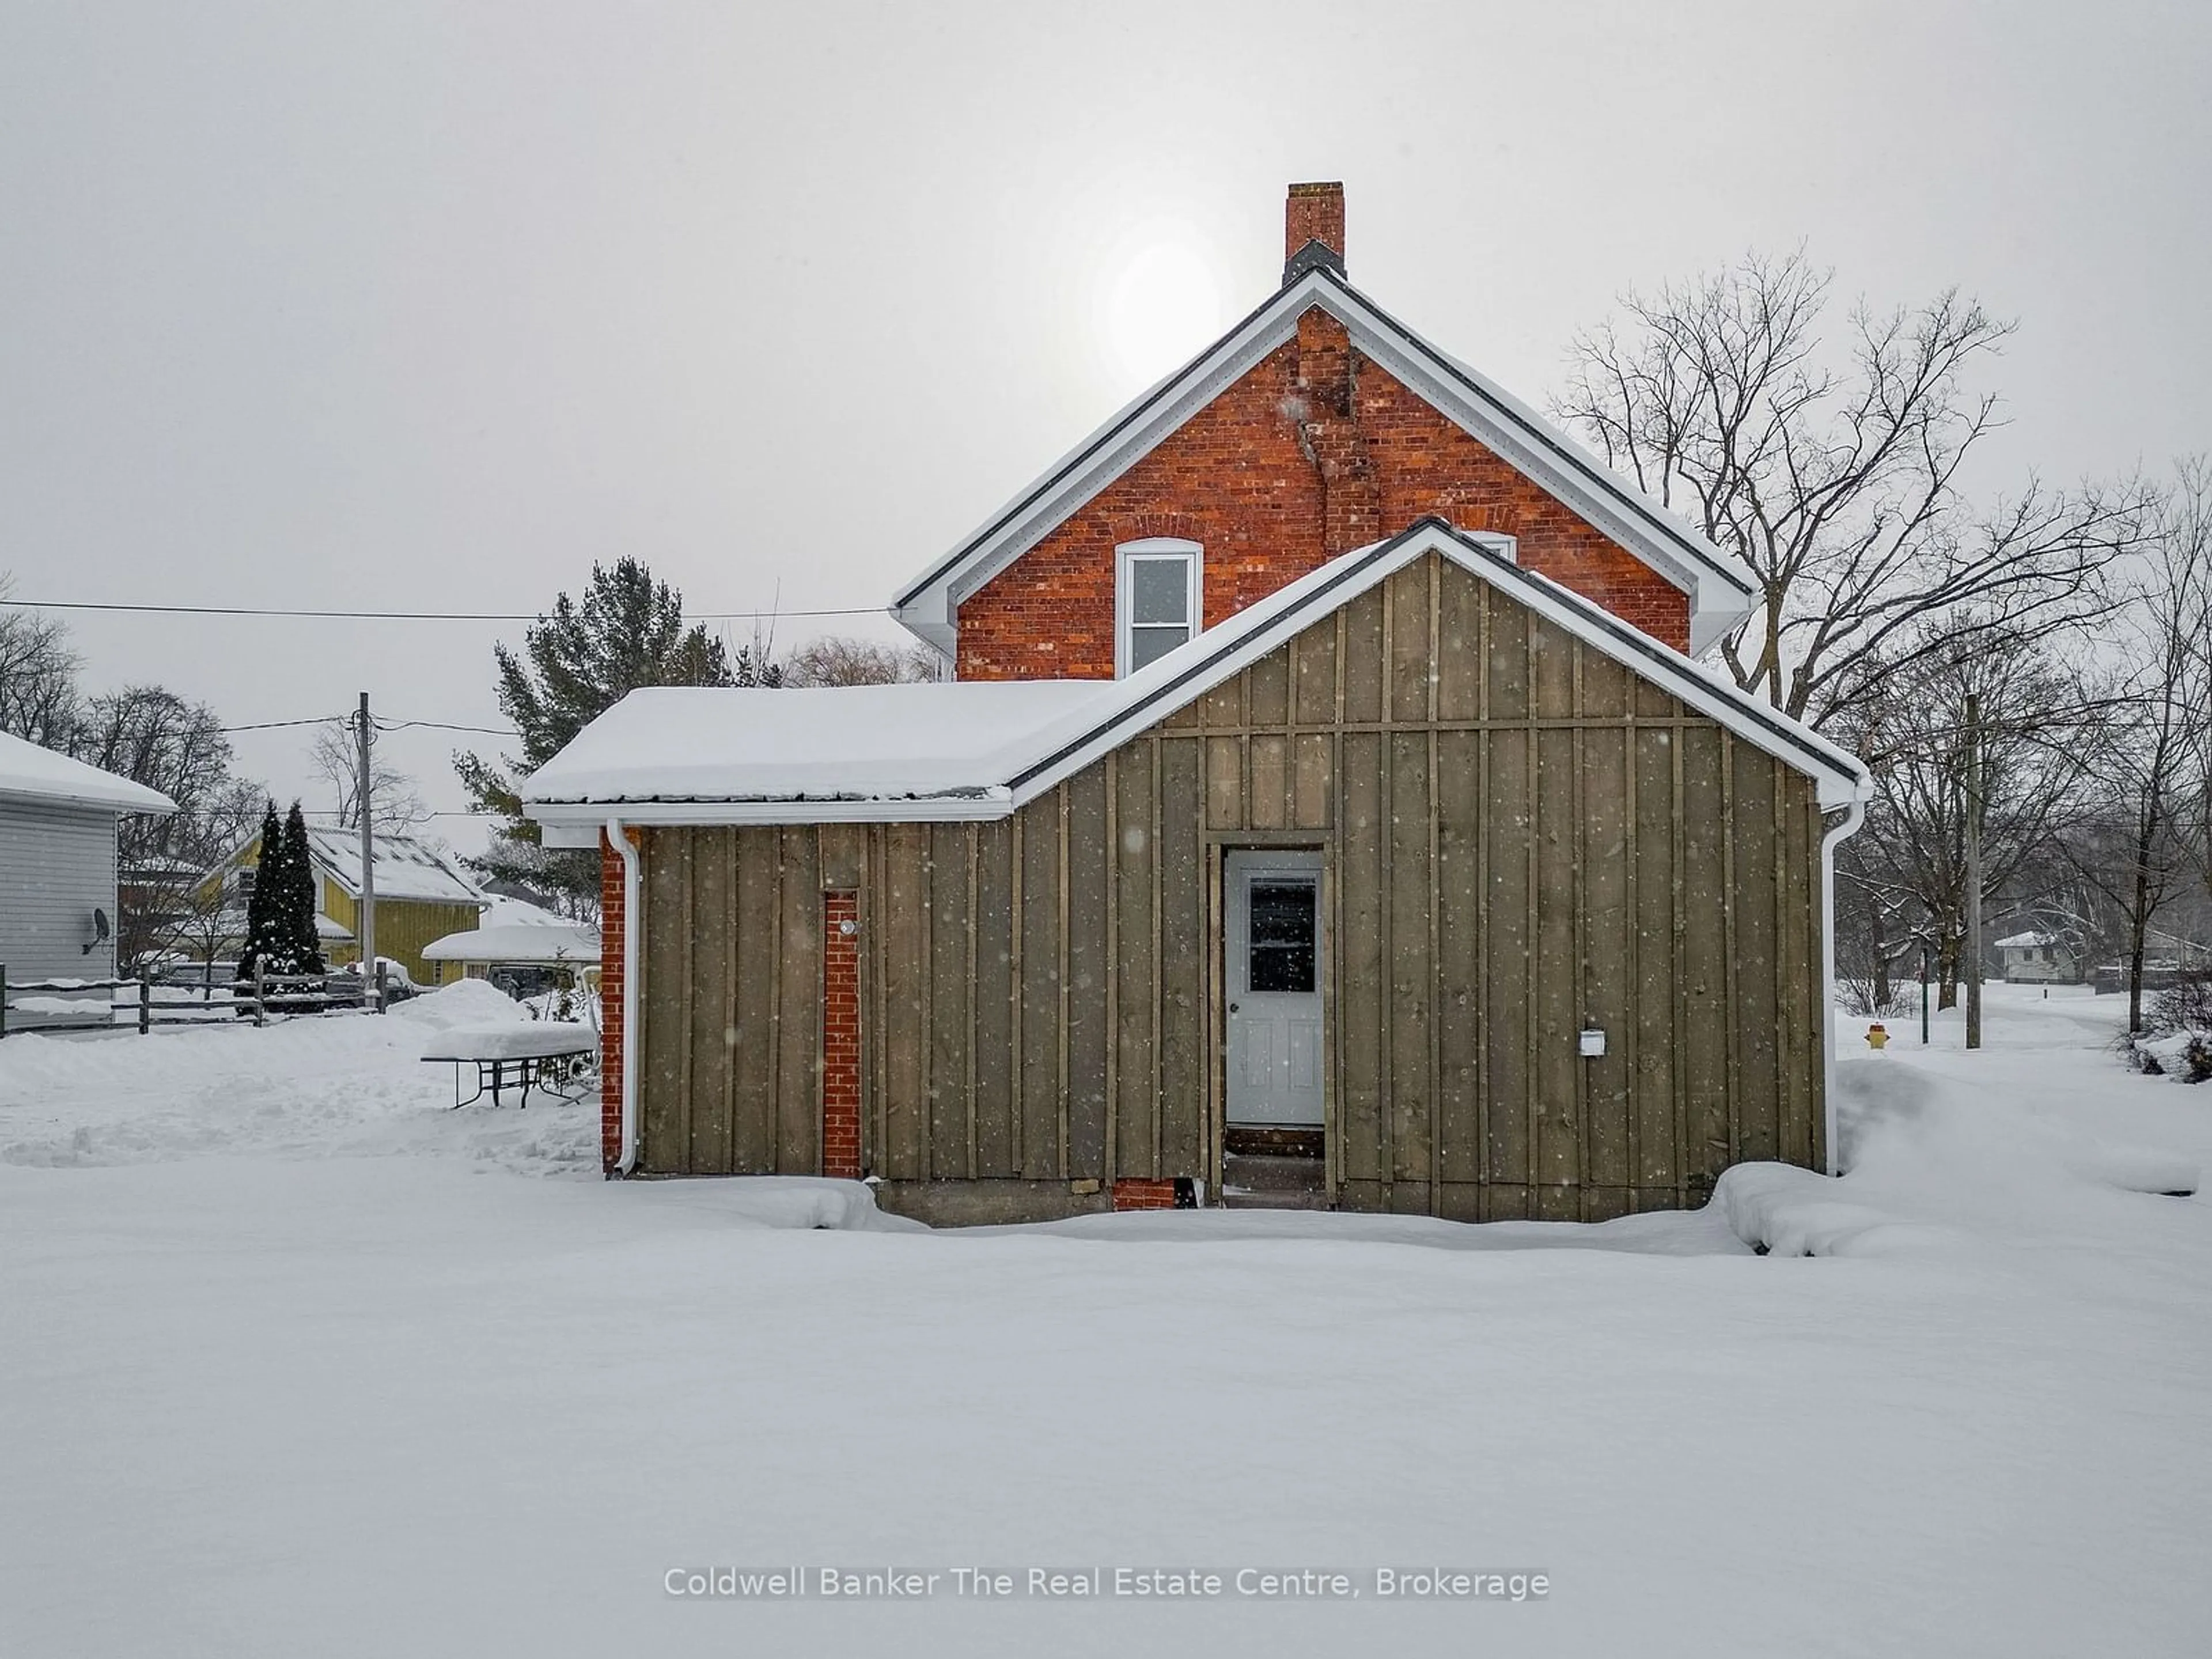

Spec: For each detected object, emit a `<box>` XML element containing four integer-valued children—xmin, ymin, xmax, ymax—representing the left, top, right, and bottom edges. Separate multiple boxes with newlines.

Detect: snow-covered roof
<box><xmin>303</xmin><ymin>828</ymin><xmax>486</xmax><ymax>907</ymax></box>
<box><xmin>476</xmin><ymin>895</ymin><xmax>574</xmax><ymax>929</ymax></box>
<box><xmin>421</xmin><ymin>922</ymin><xmax>600</xmax><ymax>965</ymax></box>
<box><xmin>890</xmin><ymin>265</ymin><xmax>1758</xmax><ymax>660</ymax></box>
<box><xmin>525</xmin><ymin>521</ymin><xmax>1869</xmax><ymax>828</ymax></box>
<box><xmin>1995</xmin><ymin>932</ymin><xmax>2070</xmax><ymax>951</ymax></box>
<box><xmin>0</xmin><ymin>730</ymin><xmax>177</xmax><ymax>815</ymax></box>
<box><xmin>524</xmin><ymin>680</ymin><xmax>1103</xmax><ymax>810</ymax></box>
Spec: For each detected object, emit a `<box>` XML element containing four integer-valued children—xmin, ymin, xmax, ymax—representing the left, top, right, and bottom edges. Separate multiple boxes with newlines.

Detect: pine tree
<box><xmin>278</xmin><ymin>801</ymin><xmax>326</xmax><ymax>977</ymax></box>
<box><xmin>455</xmin><ymin>558</ymin><xmax>743</xmax><ymax>908</ymax></box>
<box><xmin>236</xmin><ymin>801</ymin><xmax>283</xmax><ymax>983</ymax></box>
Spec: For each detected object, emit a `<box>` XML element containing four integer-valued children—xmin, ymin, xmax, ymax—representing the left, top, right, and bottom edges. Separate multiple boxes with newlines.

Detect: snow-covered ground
<box><xmin>3</xmin><ymin>982</ymin><xmax>2209</xmax><ymax>1657</ymax></box>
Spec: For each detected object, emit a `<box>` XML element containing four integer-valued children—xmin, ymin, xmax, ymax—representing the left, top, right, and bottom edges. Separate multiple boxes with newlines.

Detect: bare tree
<box><xmin>782</xmin><ymin>634</ymin><xmax>944</xmax><ymax>687</ymax></box>
<box><xmin>1836</xmin><ymin>626</ymin><xmax>2097</xmax><ymax>1008</ymax></box>
<box><xmin>1555</xmin><ymin>250</ymin><xmax>2146</xmax><ymax>727</ymax></box>
<box><xmin>0</xmin><ymin>580</ymin><xmax>82</xmax><ymax>747</ymax></box>
<box><xmin>2060</xmin><ymin>460</ymin><xmax>2212</xmax><ymax>1029</ymax></box>
<box><xmin>311</xmin><ymin>721</ymin><xmax>429</xmax><ymax>831</ymax></box>
<box><xmin>67</xmin><ymin>687</ymin><xmax>266</xmax><ymax>972</ymax></box>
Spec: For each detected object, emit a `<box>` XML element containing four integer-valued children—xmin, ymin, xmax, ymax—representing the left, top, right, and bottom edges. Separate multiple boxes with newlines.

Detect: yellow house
<box><xmin>207</xmin><ymin>828</ymin><xmax>488</xmax><ymax>986</ymax></box>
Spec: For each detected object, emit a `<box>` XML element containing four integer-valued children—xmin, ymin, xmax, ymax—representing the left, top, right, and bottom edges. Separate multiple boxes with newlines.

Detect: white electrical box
<box><xmin>1578</xmin><ymin>1028</ymin><xmax>1607</xmax><ymax>1058</ymax></box>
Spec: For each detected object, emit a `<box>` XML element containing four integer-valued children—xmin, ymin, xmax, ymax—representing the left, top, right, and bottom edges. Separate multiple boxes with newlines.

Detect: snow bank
<box><xmin>5</xmin><ymin>977</ymin><xmax>2212</xmax><ymax>1656</ymax></box>
<box><xmin>390</xmin><ymin>977</ymin><xmax>532</xmax><ymax>1029</ymax></box>
<box><xmin>982</xmin><ymin>1202</ymin><xmax>1749</xmax><ymax>1255</ymax></box>
<box><xmin>1714</xmin><ymin>1162</ymin><xmax>1961</xmax><ymax>1258</ymax></box>
<box><xmin>2135</xmin><ymin>1028</ymin><xmax>2212</xmax><ymax>1084</ymax></box>
<box><xmin>670</xmin><ymin>1176</ymin><xmax>929</xmax><ymax>1233</ymax></box>
<box><xmin>1719</xmin><ymin>1020</ymin><xmax>2204</xmax><ymax>1255</ymax></box>
<box><xmin>7</xmin><ymin>995</ymin><xmax>116</xmax><ymax>1018</ymax></box>
<box><xmin>0</xmin><ymin>990</ymin><xmax>595</xmax><ymax>1175</ymax></box>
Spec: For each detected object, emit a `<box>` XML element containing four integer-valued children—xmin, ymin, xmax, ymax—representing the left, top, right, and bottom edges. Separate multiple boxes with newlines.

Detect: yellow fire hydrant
<box><xmin>1866</xmin><ymin>1022</ymin><xmax>1890</xmax><ymax>1050</ymax></box>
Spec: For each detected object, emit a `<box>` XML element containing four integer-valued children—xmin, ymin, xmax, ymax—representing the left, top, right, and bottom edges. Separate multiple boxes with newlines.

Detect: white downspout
<box><xmin>1819</xmin><ymin>793</ymin><xmax>1868</xmax><ymax>1176</ymax></box>
<box><xmin>605</xmin><ymin>818</ymin><xmax>642</xmax><ymax>1177</ymax></box>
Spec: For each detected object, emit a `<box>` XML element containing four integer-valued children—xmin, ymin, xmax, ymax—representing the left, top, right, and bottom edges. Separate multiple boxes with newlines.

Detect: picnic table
<box><xmin>421</xmin><ymin>1021</ymin><xmax>597</xmax><ymax>1109</ymax></box>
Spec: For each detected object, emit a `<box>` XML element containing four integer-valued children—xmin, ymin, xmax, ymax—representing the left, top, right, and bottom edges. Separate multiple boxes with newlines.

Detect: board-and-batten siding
<box><xmin>0</xmin><ymin>797</ymin><xmax>120</xmax><ymax>984</ymax></box>
<box><xmin>632</xmin><ymin>551</ymin><xmax>1827</xmax><ymax>1222</ymax></box>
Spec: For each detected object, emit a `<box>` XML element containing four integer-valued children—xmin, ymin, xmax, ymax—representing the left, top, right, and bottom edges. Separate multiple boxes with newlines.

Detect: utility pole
<box><xmin>357</xmin><ymin>691</ymin><xmax>377</xmax><ymax>1007</ymax></box>
<box><xmin>1964</xmin><ymin>691</ymin><xmax>1983</xmax><ymax>1051</ymax></box>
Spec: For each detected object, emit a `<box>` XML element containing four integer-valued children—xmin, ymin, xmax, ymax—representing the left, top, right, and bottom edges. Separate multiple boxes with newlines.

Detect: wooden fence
<box><xmin>0</xmin><ymin>962</ymin><xmax>392</xmax><ymax>1039</ymax></box>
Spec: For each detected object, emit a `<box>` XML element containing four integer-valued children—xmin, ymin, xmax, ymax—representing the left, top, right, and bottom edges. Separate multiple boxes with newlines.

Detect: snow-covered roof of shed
<box><xmin>0</xmin><ymin>730</ymin><xmax>177</xmax><ymax>815</ymax></box>
<box><xmin>421</xmin><ymin>921</ymin><xmax>600</xmax><ymax>965</ymax></box>
<box><xmin>527</xmin><ymin>521</ymin><xmax>1870</xmax><ymax>824</ymax></box>
<box><xmin>1994</xmin><ymin>931</ymin><xmax>2065</xmax><ymax>950</ymax></box>
<box><xmin>305</xmin><ymin>828</ymin><xmax>487</xmax><ymax>906</ymax></box>
<box><xmin>477</xmin><ymin>895</ymin><xmax>577</xmax><ymax>929</ymax></box>
<box><xmin>522</xmin><ymin>680</ymin><xmax>1109</xmax><ymax>809</ymax></box>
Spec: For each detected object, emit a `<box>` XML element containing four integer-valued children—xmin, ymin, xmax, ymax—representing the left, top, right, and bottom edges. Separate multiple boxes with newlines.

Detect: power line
<box><xmin>9</xmin><ymin>597</ymin><xmax>884</xmax><ymax>623</ymax></box>
<box><xmin>376</xmin><ymin>718</ymin><xmax>520</xmax><ymax>737</ymax></box>
<box><xmin>298</xmin><ymin>808</ymin><xmax>495</xmax><ymax>819</ymax></box>
<box><xmin>217</xmin><ymin>714</ymin><xmax>521</xmax><ymax>737</ymax></box>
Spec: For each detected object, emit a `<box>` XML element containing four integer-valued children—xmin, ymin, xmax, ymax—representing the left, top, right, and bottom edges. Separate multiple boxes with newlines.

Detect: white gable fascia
<box><xmin>1317</xmin><ymin>280</ymin><xmax>1755</xmax><ymax>655</ymax></box>
<box><xmin>889</xmin><ymin>272</ymin><xmax>1330</xmax><ymax>657</ymax></box>
<box><xmin>1003</xmin><ymin>522</ymin><xmax>1864</xmax><ymax>812</ymax></box>
<box><xmin>891</xmin><ymin>270</ymin><xmax>1758</xmax><ymax>661</ymax></box>
<box><xmin>522</xmin><ymin>524</ymin><xmax>1862</xmax><ymax>828</ymax></box>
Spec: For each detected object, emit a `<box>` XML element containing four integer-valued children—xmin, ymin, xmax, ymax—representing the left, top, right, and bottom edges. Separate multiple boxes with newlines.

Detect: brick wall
<box><xmin>1357</xmin><ymin>363</ymin><xmax>1692</xmax><ymax>645</ymax></box>
<box><xmin>821</xmin><ymin>892</ymin><xmax>862</xmax><ymax>1180</ymax></box>
<box><xmin>952</xmin><ymin>325</ymin><xmax>1690</xmax><ymax>680</ymax></box>
<box><xmin>597</xmin><ymin>828</ymin><xmax>633</xmax><ymax>1176</ymax></box>
<box><xmin>1112</xmin><ymin>1179</ymin><xmax>1179</xmax><ymax>1211</ymax></box>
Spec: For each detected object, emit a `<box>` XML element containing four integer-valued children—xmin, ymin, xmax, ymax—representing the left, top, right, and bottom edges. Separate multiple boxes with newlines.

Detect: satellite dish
<box><xmin>85</xmin><ymin>906</ymin><xmax>112</xmax><ymax>955</ymax></box>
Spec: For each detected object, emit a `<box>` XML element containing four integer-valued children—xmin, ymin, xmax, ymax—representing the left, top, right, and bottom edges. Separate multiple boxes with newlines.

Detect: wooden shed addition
<box><xmin>528</xmin><ymin>522</ymin><xmax>1868</xmax><ymax>1225</ymax></box>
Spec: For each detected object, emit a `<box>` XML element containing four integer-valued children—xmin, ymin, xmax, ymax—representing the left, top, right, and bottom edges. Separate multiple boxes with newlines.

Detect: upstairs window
<box><xmin>1116</xmin><ymin>539</ymin><xmax>1202</xmax><ymax>676</ymax></box>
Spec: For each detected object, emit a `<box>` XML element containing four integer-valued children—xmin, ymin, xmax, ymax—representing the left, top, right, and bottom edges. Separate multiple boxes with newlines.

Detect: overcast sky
<box><xmin>4</xmin><ymin>1</ymin><xmax>2207</xmax><ymax>855</ymax></box>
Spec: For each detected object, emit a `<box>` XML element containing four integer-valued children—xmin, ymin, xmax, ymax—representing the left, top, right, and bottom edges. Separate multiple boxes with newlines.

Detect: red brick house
<box><xmin>895</xmin><ymin>182</ymin><xmax>1749</xmax><ymax>677</ymax></box>
<box><xmin>526</xmin><ymin>184</ymin><xmax>1869</xmax><ymax>1224</ymax></box>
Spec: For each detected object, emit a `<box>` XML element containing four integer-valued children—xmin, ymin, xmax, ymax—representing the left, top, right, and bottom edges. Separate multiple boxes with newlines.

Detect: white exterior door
<box><xmin>1225</xmin><ymin>852</ymin><xmax>1324</xmax><ymax>1126</ymax></box>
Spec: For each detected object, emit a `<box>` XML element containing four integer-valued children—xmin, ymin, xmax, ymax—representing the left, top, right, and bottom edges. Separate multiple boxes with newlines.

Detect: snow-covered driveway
<box><xmin>3</xmin><ymin>983</ymin><xmax>2209</xmax><ymax>1657</ymax></box>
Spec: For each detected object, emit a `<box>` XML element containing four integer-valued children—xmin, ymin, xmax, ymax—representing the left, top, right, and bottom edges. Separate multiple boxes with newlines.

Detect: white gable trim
<box><xmin>890</xmin><ymin>268</ymin><xmax>1757</xmax><ymax>660</ymax></box>
<box><xmin>529</xmin><ymin>522</ymin><xmax>1865</xmax><ymax>831</ymax></box>
<box><xmin>1003</xmin><ymin>521</ymin><xmax>1863</xmax><ymax>812</ymax></box>
<box><xmin>889</xmin><ymin>276</ymin><xmax>1316</xmax><ymax>657</ymax></box>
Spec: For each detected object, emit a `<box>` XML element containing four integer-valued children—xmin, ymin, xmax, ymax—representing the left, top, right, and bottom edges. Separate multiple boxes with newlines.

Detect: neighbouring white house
<box><xmin>1996</xmin><ymin>931</ymin><xmax>2080</xmax><ymax>984</ymax></box>
<box><xmin>0</xmin><ymin>731</ymin><xmax>176</xmax><ymax>1017</ymax></box>
<box><xmin>420</xmin><ymin>895</ymin><xmax>597</xmax><ymax>988</ymax></box>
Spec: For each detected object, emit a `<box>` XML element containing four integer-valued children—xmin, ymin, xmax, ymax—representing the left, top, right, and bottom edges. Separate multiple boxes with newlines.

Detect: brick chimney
<box><xmin>1283</xmin><ymin>181</ymin><xmax>1346</xmax><ymax>285</ymax></box>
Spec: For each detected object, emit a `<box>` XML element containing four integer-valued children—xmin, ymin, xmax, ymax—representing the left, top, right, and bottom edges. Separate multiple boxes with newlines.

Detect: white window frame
<box><xmin>1115</xmin><ymin>538</ymin><xmax>1203</xmax><ymax>678</ymax></box>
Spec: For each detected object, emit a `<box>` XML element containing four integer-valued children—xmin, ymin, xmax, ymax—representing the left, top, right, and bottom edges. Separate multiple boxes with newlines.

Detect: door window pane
<box><xmin>1248</xmin><ymin>880</ymin><xmax>1316</xmax><ymax>993</ymax></box>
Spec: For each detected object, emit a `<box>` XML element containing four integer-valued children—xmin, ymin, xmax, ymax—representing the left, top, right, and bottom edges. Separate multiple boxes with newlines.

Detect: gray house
<box><xmin>0</xmin><ymin>732</ymin><xmax>176</xmax><ymax>1010</ymax></box>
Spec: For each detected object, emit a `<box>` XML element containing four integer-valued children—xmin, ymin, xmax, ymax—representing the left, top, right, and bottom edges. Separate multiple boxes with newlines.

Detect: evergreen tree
<box><xmin>240</xmin><ymin>801</ymin><xmax>326</xmax><ymax>982</ymax></box>
<box><xmin>278</xmin><ymin>801</ymin><xmax>326</xmax><ymax>977</ymax></box>
<box><xmin>455</xmin><ymin>559</ymin><xmax>745</xmax><ymax>910</ymax></box>
<box><xmin>236</xmin><ymin>801</ymin><xmax>283</xmax><ymax>982</ymax></box>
